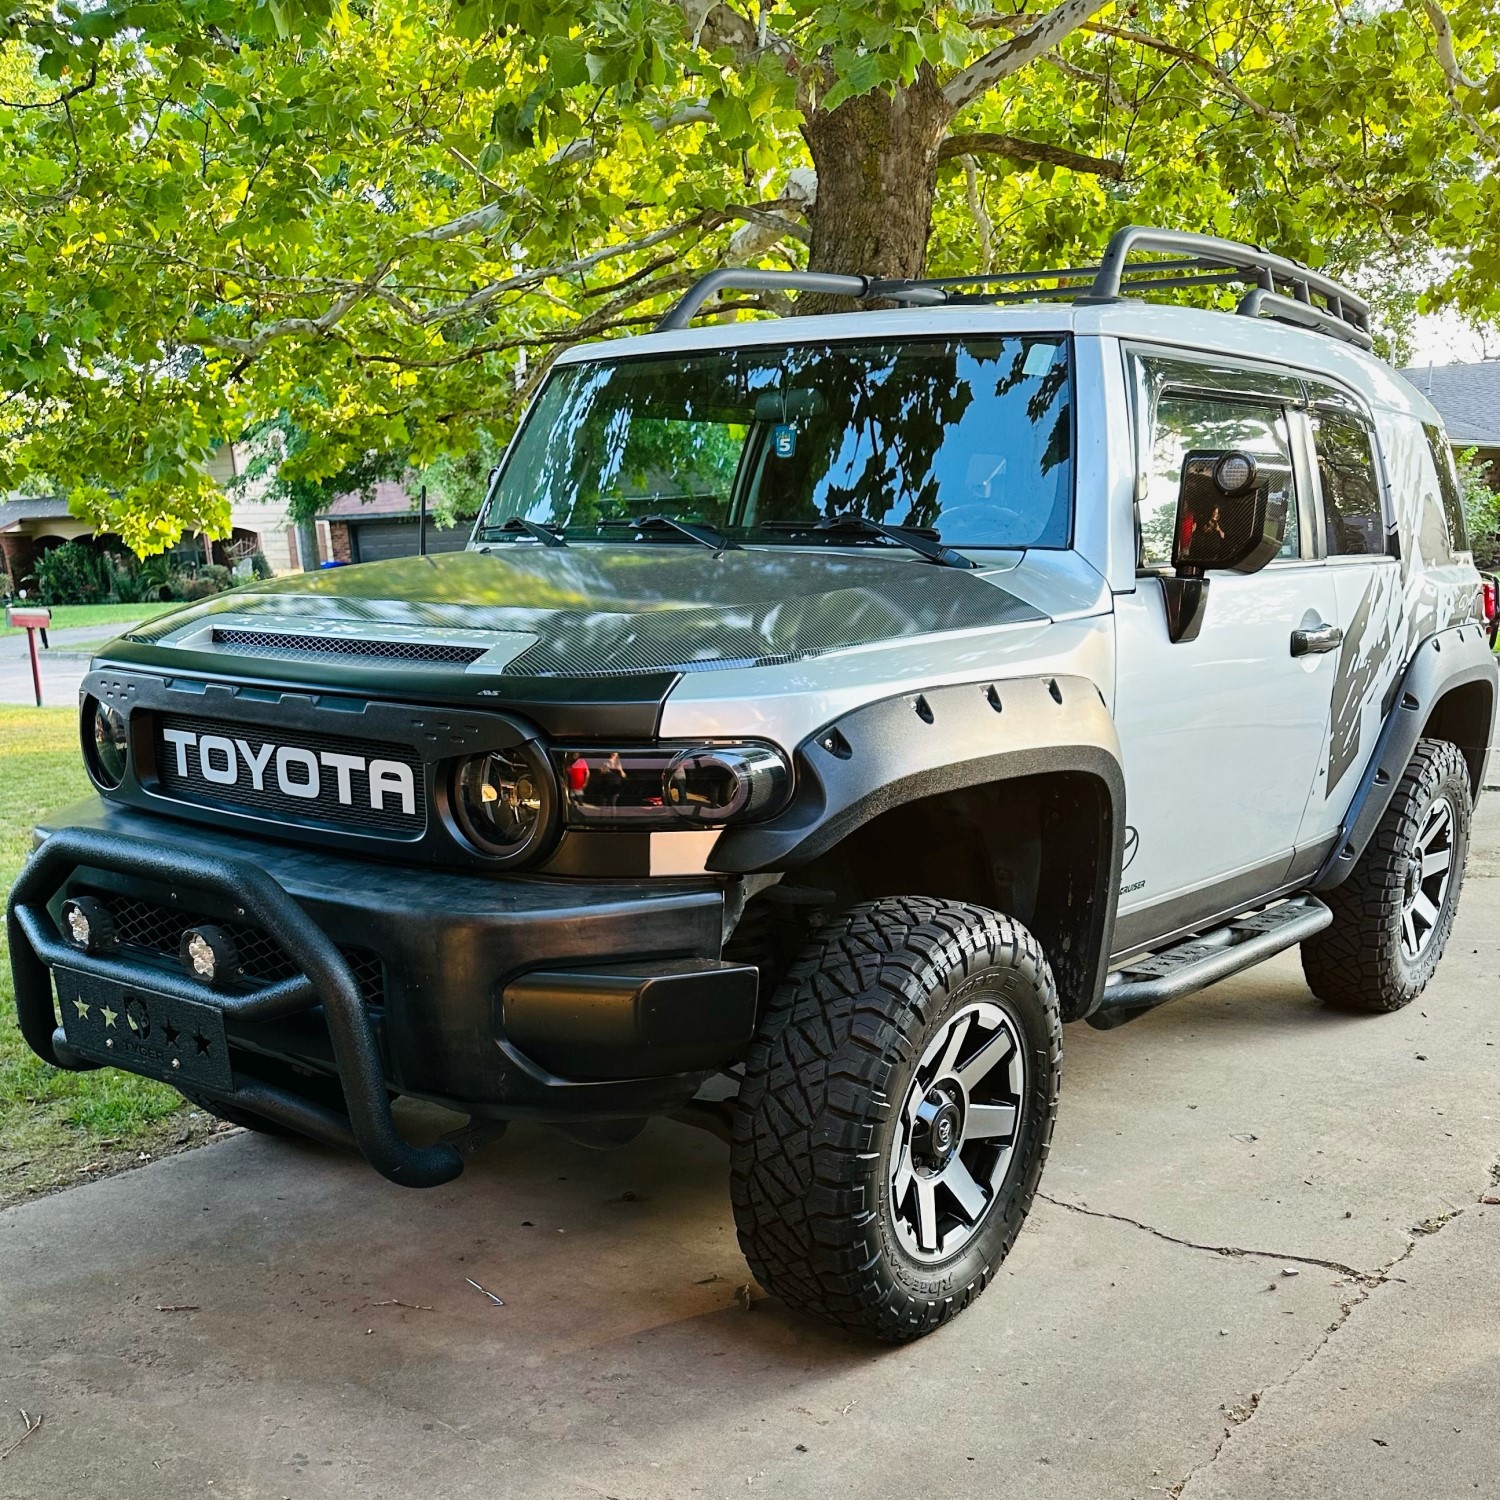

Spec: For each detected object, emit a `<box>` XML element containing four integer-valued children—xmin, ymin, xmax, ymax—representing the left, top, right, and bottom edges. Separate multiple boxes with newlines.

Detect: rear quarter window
<box><xmin>1424</xmin><ymin>423</ymin><xmax>1470</xmax><ymax>555</ymax></box>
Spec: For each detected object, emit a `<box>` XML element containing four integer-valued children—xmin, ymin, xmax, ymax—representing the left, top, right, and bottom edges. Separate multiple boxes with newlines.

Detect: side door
<box><xmin>1293</xmin><ymin>389</ymin><xmax>1402</xmax><ymax>852</ymax></box>
<box><xmin>1111</xmin><ymin>351</ymin><xmax>1343</xmax><ymax>952</ymax></box>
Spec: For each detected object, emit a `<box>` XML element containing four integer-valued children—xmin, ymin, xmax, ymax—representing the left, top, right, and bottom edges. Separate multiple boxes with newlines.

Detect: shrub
<box><xmin>33</xmin><ymin>540</ymin><xmax>108</xmax><ymax>605</ymax></box>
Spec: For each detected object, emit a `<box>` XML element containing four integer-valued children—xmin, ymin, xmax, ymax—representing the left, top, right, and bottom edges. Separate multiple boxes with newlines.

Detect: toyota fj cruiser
<box><xmin>9</xmin><ymin>227</ymin><xmax>1496</xmax><ymax>1341</ymax></box>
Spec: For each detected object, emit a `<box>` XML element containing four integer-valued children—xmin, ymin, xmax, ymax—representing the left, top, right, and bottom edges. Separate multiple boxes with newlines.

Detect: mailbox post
<box><xmin>6</xmin><ymin>605</ymin><xmax>52</xmax><ymax>707</ymax></box>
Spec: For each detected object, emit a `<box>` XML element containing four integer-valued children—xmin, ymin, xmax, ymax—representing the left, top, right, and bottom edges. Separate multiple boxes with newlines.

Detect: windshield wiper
<box><xmin>602</xmin><ymin>514</ymin><xmax>742</xmax><ymax>556</ymax></box>
<box><xmin>491</xmin><ymin>517</ymin><xmax>568</xmax><ymax>548</ymax></box>
<box><xmin>762</xmin><ymin>514</ymin><xmax>975</xmax><ymax>569</ymax></box>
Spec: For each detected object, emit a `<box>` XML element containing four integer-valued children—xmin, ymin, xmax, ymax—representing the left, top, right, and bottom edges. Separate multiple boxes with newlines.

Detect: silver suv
<box><xmin>10</xmin><ymin>227</ymin><xmax>1495</xmax><ymax>1341</ymax></box>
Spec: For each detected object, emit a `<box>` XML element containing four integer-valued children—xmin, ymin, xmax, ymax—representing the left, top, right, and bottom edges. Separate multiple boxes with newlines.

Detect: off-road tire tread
<box><xmin>730</xmin><ymin>895</ymin><xmax>1061</xmax><ymax>1342</ymax></box>
<box><xmin>1302</xmin><ymin>737</ymin><xmax>1471</xmax><ymax>1012</ymax></box>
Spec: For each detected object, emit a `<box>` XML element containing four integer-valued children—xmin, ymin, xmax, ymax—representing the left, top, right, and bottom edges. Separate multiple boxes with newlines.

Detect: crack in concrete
<box><xmin>1151</xmin><ymin>1162</ymin><xmax>1498</xmax><ymax>1499</ymax></box>
<box><xmin>1037</xmin><ymin>1193</ymin><xmax>1386</xmax><ymax>1283</ymax></box>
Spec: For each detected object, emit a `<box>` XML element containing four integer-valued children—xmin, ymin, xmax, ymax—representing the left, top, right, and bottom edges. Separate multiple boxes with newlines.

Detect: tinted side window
<box><xmin>1424</xmin><ymin>423</ymin><xmax>1470</xmax><ymax>553</ymax></box>
<box><xmin>1140</xmin><ymin>395</ymin><xmax>1298</xmax><ymax>568</ymax></box>
<box><xmin>1311</xmin><ymin>408</ymin><xmax>1384</xmax><ymax>556</ymax></box>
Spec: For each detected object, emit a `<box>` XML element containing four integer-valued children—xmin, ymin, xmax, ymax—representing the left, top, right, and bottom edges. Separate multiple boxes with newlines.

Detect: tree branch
<box><xmin>1422</xmin><ymin>0</ymin><xmax>1482</xmax><ymax>91</ymax></box>
<box><xmin>0</xmin><ymin>58</ymin><xmax>97</xmax><ymax>110</ymax></box>
<box><xmin>187</xmin><ymin>214</ymin><xmax>711</xmax><ymax>358</ymax></box>
<box><xmin>1081</xmin><ymin>21</ymin><xmax>1299</xmax><ymax>142</ymax></box>
<box><xmin>939</xmin><ymin>132</ymin><xmax>1124</xmax><ymax>179</ymax></box>
<box><xmin>549</xmin><ymin>101</ymin><xmax>714</xmax><ymax>166</ymax></box>
<box><xmin>944</xmin><ymin>0</ymin><xmax>1112</xmax><ymax>114</ymax></box>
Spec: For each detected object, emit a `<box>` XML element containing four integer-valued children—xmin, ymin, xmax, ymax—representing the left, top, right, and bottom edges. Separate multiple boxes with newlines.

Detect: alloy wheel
<box><xmin>1401</xmin><ymin>793</ymin><xmax>1456</xmax><ymax>960</ymax></box>
<box><xmin>889</xmin><ymin>998</ymin><xmax>1027</xmax><ymax>1262</ymax></box>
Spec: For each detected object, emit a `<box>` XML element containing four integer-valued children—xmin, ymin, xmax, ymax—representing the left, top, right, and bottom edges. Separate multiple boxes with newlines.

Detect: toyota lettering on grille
<box><xmin>160</xmin><ymin>727</ymin><xmax>417</xmax><ymax>817</ymax></box>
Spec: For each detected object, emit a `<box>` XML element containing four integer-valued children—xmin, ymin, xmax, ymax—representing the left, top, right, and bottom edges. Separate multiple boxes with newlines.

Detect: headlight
<box><xmin>554</xmin><ymin>743</ymin><xmax>790</xmax><ymax>829</ymax></box>
<box><xmin>451</xmin><ymin>744</ymin><xmax>556</xmax><ymax>862</ymax></box>
<box><xmin>82</xmin><ymin>697</ymin><xmax>129</xmax><ymax>790</ymax></box>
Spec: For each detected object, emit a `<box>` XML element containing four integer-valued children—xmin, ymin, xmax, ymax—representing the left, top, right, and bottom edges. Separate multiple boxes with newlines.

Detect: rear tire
<box><xmin>730</xmin><ymin>896</ymin><xmax>1061</xmax><ymax>1342</ymax></box>
<box><xmin>1302</xmin><ymin>737</ymin><xmax>1472</xmax><ymax>1012</ymax></box>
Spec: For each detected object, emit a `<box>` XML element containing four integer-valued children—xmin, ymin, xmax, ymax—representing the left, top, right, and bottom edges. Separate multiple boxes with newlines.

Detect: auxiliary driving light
<box><xmin>59</xmin><ymin>896</ymin><xmax>117</xmax><ymax>952</ymax></box>
<box><xmin>181</xmin><ymin>925</ymin><xmax>239</xmax><ymax>986</ymax></box>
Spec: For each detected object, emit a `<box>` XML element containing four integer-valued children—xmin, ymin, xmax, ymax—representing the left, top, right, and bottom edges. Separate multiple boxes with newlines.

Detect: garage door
<box><xmin>350</xmin><ymin>519</ymin><xmax>473</xmax><ymax>563</ymax></box>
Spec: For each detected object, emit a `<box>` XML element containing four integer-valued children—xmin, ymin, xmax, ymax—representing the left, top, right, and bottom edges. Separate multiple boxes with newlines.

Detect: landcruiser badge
<box><xmin>160</xmin><ymin>728</ymin><xmax>417</xmax><ymax>816</ymax></box>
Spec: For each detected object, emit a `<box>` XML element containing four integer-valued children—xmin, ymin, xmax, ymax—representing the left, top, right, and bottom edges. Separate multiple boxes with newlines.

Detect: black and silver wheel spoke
<box><xmin>1402</xmin><ymin>795</ymin><xmax>1455</xmax><ymax>959</ymax></box>
<box><xmin>889</xmin><ymin>999</ymin><xmax>1026</xmax><ymax>1263</ymax></box>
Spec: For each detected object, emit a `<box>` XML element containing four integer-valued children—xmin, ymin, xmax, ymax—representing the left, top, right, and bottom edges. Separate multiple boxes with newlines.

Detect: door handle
<box><xmin>1290</xmin><ymin>623</ymin><xmax>1343</xmax><ymax>657</ymax></box>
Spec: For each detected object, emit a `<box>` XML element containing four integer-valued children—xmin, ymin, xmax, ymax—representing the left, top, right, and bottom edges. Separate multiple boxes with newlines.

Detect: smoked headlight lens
<box><xmin>554</xmin><ymin>743</ymin><xmax>790</xmax><ymax>828</ymax></box>
<box><xmin>82</xmin><ymin>697</ymin><xmax>129</xmax><ymax>790</ymax></box>
<box><xmin>452</xmin><ymin>745</ymin><xmax>555</xmax><ymax>861</ymax></box>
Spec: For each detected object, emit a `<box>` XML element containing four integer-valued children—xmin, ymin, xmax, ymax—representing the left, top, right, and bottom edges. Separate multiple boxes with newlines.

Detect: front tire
<box><xmin>730</xmin><ymin>896</ymin><xmax>1061</xmax><ymax>1342</ymax></box>
<box><xmin>1302</xmin><ymin>737</ymin><xmax>1472</xmax><ymax>1012</ymax></box>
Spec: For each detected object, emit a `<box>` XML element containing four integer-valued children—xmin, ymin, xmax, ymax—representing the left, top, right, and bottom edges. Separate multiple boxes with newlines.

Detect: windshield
<box><xmin>479</xmin><ymin>336</ymin><xmax>1073</xmax><ymax>550</ymax></box>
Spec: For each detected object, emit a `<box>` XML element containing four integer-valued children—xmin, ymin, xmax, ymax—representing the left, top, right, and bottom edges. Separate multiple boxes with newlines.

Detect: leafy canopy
<box><xmin>1</xmin><ymin>0</ymin><xmax>1498</xmax><ymax>550</ymax></box>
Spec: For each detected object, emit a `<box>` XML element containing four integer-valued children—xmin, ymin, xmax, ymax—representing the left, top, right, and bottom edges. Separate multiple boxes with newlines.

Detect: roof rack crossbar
<box><xmin>654</xmin><ymin>224</ymin><xmax>1374</xmax><ymax>348</ymax></box>
<box><xmin>654</xmin><ymin>269</ymin><xmax>945</xmax><ymax>331</ymax></box>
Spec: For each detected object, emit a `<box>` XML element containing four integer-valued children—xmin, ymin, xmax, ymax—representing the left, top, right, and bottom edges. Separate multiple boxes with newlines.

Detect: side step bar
<box><xmin>1088</xmin><ymin>895</ymin><xmax>1333</xmax><ymax>1030</ymax></box>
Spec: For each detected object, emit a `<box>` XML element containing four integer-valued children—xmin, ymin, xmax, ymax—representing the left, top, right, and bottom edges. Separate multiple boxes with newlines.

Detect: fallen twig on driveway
<box><xmin>0</xmin><ymin>1410</ymin><xmax>43</xmax><ymax>1461</ymax></box>
<box><xmin>464</xmin><ymin>1277</ymin><xmax>504</xmax><ymax>1307</ymax></box>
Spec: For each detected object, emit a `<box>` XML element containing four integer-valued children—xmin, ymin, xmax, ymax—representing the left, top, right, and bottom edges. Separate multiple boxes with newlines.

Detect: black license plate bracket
<box><xmin>55</xmin><ymin>967</ymin><xmax>233</xmax><ymax>1092</ymax></box>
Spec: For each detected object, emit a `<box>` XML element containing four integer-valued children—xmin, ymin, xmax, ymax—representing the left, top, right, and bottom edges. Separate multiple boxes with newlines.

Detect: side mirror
<box><xmin>1172</xmin><ymin>451</ymin><xmax>1288</xmax><ymax>575</ymax></box>
<box><xmin>1163</xmin><ymin>450</ymin><xmax>1290</xmax><ymax>643</ymax></box>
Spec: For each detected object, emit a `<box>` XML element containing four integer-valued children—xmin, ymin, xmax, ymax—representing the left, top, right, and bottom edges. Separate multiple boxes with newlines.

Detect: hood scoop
<box><xmin>210</xmin><ymin>627</ymin><xmax>488</xmax><ymax>666</ymax></box>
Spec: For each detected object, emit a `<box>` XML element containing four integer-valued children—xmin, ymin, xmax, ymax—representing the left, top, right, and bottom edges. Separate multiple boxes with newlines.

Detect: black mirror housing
<box><xmin>1171</xmin><ymin>449</ymin><xmax>1289</xmax><ymax>576</ymax></box>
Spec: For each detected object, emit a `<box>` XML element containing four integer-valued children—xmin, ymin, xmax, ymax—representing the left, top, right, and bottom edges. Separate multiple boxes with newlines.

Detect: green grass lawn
<box><xmin>0</xmin><ymin>707</ymin><xmax>215</xmax><ymax>1205</ymax></box>
<box><xmin>0</xmin><ymin>601</ymin><xmax>180</xmax><ymax>637</ymax></box>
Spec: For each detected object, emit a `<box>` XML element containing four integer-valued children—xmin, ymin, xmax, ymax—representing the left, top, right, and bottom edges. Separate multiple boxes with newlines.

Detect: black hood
<box><xmin>119</xmin><ymin>545</ymin><xmax>1045</xmax><ymax>683</ymax></box>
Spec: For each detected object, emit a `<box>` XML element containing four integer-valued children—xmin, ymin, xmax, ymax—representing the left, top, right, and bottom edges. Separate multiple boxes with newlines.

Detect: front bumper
<box><xmin>7</xmin><ymin>800</ymin><xmax>757</xmax><ymax>1187</ymax></box>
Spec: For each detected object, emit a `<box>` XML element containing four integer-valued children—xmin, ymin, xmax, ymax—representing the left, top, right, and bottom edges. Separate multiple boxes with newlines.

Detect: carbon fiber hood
<box><xmin>122</xmin><ymin>545</ymin><xmax>1046</xmax><ymax>680</ymax></box>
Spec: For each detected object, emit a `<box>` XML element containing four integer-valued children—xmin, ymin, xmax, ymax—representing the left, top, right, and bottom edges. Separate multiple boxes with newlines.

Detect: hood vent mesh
<box><xmin>211</xmin><ymin>628</ymin><xmax>486</xmax><ymax>665</ymax></box>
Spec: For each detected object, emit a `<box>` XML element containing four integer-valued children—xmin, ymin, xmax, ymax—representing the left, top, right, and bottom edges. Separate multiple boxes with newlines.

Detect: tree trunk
<box><xmin>801</xmin><ymin>68</ymin><xmax>950</xmax><ymax>303</ymax></box>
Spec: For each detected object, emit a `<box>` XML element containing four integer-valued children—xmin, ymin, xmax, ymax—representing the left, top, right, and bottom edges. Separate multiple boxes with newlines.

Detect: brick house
<box><xmin>316</xmin><ymin>482</ymin><xmax>473</xmax><ymax>565</ymax></box>
<box><xmin>0</xmin><ymin>442</ymin><xmax>297</xmax><ymax>589</ymax></box>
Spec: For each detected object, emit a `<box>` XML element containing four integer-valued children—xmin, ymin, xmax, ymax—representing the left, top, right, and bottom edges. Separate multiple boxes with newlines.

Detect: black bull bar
<box><xmin>7</xmin><ymin>826</ymin><xmax>463</xmax><ymax>1188</ymax></box>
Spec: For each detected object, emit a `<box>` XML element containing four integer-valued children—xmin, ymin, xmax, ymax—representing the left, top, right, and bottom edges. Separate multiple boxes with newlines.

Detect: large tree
<box><xmin>2</xmin><ymin>0</ymin><xmax>1498</xmax><ymax>550</ymax></box>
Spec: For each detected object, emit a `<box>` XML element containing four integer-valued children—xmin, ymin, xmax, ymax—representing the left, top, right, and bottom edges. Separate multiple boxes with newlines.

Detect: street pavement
<box><xmin>0</xmin><ymin>623</ymin><xmax>138</xmax><ymax>707</ymax></box>
<box><xmin>1</xmin><ymin>814</ymin><xmax>1498</xmax><ymax>1498</ymax></box>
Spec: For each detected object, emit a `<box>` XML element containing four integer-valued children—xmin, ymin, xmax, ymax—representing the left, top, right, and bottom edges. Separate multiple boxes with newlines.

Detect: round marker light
<box><xmin>82</xmin><ymin>697</ymin><xmax>129</xmax><ymax>790</ymax></box>
<box><xmin>1213</xmin><ymin>451</ymin><xmax>1259</xmax><ymax>496</ymax></box>
<box><xmin>451</xmin><ymin>745</ymin><xmax>555</xmax><ymax>863</ymax></box>
<box><xmin>60</xmin><ymin>896</ymin><xmax>116</xmax><ymax>952</ymax></box>
<box><xmin>181</xmin><ymin>925</ymin><xmax>239</xmax><ymax>987</ymax></box>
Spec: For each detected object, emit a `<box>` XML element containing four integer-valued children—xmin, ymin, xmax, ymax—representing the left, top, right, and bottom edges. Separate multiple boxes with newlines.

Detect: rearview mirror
<box><xmin>1162</xmin><ymin>450</ymin><xmax>1290</xmax><ymax>645</ymax></box>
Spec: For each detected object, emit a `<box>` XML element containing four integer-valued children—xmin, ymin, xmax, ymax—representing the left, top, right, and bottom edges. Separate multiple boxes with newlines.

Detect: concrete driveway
<box><xmin>2</xmin><ymin>813</ymin><xmax>1498</xmax><ymax>1499</ymax></box>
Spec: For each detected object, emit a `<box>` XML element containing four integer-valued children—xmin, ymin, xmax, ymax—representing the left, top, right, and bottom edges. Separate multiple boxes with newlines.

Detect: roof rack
<box><xmin>656</xmin><ymin>224</ymin><xmax>1374</xmax><ymax>350</ymax></box>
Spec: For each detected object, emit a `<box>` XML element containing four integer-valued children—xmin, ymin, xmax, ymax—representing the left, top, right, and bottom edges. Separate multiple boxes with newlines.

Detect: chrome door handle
<box><xmin>1291</xmin><ymin>623</ymin><xmax>1343</xmax><ymax>656</ymax></box>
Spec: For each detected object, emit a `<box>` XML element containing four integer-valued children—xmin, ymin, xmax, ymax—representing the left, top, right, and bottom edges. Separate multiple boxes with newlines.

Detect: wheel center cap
<box><xmin>912</xmin><ymin>1089</ymin><xmax>964</xmax><ymax>1172</ymax></box>
<box><xmin>1405</xmin><ymin>859</ymin><xmax>1422</xmax><ymax>906</ymax></box>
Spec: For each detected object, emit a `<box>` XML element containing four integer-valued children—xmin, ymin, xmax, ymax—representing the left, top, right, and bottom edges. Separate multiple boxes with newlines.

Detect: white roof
<box><xmin>557</xmin><ymin>300</ymin><xmax>1440</xmax><ymax>425</ymax></box>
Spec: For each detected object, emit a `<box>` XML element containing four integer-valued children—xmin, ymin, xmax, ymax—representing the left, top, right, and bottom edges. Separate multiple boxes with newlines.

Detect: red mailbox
<box><xmin>6</xmin><ymin>604</ymin><xmax>52</xmax><ymax>706</ymax></box>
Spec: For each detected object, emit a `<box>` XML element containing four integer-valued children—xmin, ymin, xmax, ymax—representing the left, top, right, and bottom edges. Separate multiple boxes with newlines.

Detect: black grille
<box><xmin>154</xmin><ymin>714</ymin><xmax>426</xmax><ymax>836</ymax></box>
<box><xmin>212</xmin><ymin>628</ymin><xmax>486</xmax><ymax>665</ymax></box>
<box><xmin>101</xmin><ymin>893</ymin><xmax>385</xmax><ymax>1006</ymax></box>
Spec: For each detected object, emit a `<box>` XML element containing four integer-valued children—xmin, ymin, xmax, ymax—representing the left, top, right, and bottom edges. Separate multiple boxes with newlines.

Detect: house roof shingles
<box><xmin>1400</xmin><ymin>360</ymin><xmax>1500</xmax><ymax>447</ymax></box>
<box><xmin>0</xmin><ymin>495</ymin><xmax>72</xmax><ymax>530</ymax></box>
<box><xmin>317</xmin><ymin>481</ymin><xmax>421</xmax><ymax>521</ymax></box>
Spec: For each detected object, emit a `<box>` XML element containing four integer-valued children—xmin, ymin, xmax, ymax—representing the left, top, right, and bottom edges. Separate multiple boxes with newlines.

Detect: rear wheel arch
<box><xmin>1421</xmin><ymin>676</ymin><xmax>1494</xmax><ymax>796</ymax></box>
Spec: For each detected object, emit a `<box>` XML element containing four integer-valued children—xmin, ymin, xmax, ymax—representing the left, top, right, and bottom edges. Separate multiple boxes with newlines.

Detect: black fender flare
<box><xmin>710</xmin><ymin>674</ymin><xmax>1126</xmax><ymax>1017</ymax></box>
<box><xmin>1314</xmin><ymin>624</ymin><xmax>1498</xmax><ymax>892</ymax></box>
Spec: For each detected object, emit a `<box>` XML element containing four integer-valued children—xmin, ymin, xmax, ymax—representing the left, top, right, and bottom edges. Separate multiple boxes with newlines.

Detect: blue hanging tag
<box><xmin>773</xmin><ymin>423</ymin><xmax>796</xmax><ymax>458</ymax></box>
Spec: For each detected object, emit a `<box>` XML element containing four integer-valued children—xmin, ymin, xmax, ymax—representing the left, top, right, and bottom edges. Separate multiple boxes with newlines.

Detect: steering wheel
<box><xmin>927</xmin><ymin>502</ymin><xmax>1030</xmax><ymax>541</ymax></box>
